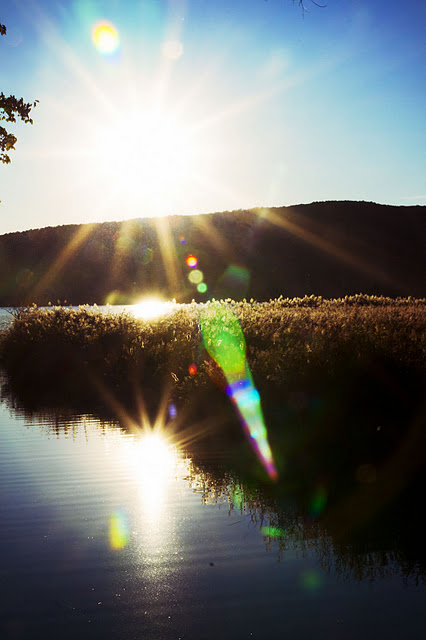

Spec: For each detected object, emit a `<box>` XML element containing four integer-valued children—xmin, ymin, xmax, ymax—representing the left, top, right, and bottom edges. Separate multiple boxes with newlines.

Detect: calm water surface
<box><xmin>1</xmin><ymin>396</ymin><xmax>425</xmax><ymax>639</ymax></box>
<box><xmin>0</xmin><ymin>308</ymin><xmax>425</xmax><ymax>639</ymax></box>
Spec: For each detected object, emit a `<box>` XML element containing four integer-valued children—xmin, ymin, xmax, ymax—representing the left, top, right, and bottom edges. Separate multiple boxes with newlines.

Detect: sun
<box><xmin>132</xmin><ymin>296</ymin><xmax>176</xmax><ymax>320</ymax></box>
<box><xmin>38</xmin><ymin>16</ymin><xmax>254</xmax><ymax>224</ymax></box>
<box><xmin>91</xmin><ymin>110</ymin><xmax>199</xmax><ymax>215</ymax></box>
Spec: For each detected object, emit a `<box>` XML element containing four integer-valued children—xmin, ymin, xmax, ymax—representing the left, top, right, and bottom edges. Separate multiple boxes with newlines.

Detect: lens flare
<box><xmin>186</xmin><ymin>255</ymin><xmax>197</xmax><ymax>268</ymax></box>
<box><xmin>162</xmin><ymin>40</ymin><xmax>184</xmax><ymax>60</ymax></box>
<box><xmin>141</xmin><ymin>246</ymin><xmax>153</xmax><ymax>265</ymax></box>
<box><xmin>197</xmin><ymin>282</ymin><xmax>208</xmax><ymax>293</ymax></box>
<box><xmin>92</xmin><ymin>21</ymin><xmax>120</xmax><ymax>55</ymax></box>
<box><xmin>260</xmin><ymin>526</ymin><xmax>286</xmax><ymax>539</ymax></box>
<box><xmin>104</xmin><ymin>289</ymin><xmax>124</xmax><ymax>305</ymax></box>
<box><xmin>300</xmin><ymin>569</ymin><xmax>323</xmax><ymax>591</ymax></box>
<box><xmin>188</xmin><ymin>363</ymin><xmax>197</xmax><ymax>376</ymax></box>
<box><xmin>109</xmin><ymin>511</ymin><xmax>129</xmax><ymax>550</ymax></box>
<box><xmin>231</xmin><ymin>484</ymin><xmax>244</xmax><ymax>510</ymax></box>
<box><xmin>309</xmin><ymin>485</ymin><xmax>328</xmax><ymax>518</ymax></box>
<box><xmin>188</xmin><ymin>269</ymin><xmax>203</xmax><ymax>284</ymax></box>
<box><xmin>216</xmin><ymin>265</ymin><xmax>250</xmax><ymax>299</ymax></box>
<box><xmin>168</xmin><ymin>402</ymin><xmax>177</xmax><ymax>420</ymax></box>
<box><xmin>200</xmin><ymin>303</ymin><xmax>277</xmax><ymax>480</ymax></box>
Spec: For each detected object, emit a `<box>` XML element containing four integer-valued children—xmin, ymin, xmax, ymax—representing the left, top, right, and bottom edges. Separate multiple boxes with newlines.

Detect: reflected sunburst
<box><xmin>128</xmin><ymin>431</ymin><xmax>177</xmax><ymax>520</ymax></box>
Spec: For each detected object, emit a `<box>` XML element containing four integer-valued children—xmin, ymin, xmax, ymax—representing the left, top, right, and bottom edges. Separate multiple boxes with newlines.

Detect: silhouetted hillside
<box><xmin>0</xmin><ymin>201</ymin><xmax>424</xmax><ymax>306</ymax></box>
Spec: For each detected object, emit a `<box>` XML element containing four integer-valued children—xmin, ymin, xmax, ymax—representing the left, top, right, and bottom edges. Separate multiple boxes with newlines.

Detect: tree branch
<box><xmin>298</xmin><ymin>0</ymin><xmax>327</xmax><ymax>12</ymax></box>
<box><xmin>1</xmin><ymin>25</ymin><xmax>38</xmax><ymax>164</ymax></box>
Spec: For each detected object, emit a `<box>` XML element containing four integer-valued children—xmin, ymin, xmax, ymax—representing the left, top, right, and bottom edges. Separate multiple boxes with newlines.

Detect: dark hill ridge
<box><xmin>0</xmin><ymin>201</ymin><xmax>424</xmax><ymax>306</ymax></box>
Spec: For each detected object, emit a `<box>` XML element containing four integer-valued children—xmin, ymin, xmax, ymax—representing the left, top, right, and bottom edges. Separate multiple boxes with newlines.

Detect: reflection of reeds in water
<box><xmin>0</xmin><ymin>296</ymin><xmax>425</xmax><ymax>448</ymax></box>
<box><xmin>0</xmin><ymin>371</ymin><xmax>124</xmax><ymax>439</ymax></box>
<box><xmin>3</xmin><ymin>388</ymin><xmax>425</xmax><ymax>587</ymax></box>
<box><xmin>1</xmin><ymin>296</ymin><xmax>425</xmax><ymax>584</ymax></box>
<box><xmin>186</xmin><ymin>456</ymin><xmax>426</xmax><ymax>586</ymax></box>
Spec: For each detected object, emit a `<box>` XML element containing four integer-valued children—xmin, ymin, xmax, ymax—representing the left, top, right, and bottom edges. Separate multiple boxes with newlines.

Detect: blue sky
<box><xmin>1</xmin><ymin>0</ymin><xmax>425</xmax><ymax>234</ymax></box>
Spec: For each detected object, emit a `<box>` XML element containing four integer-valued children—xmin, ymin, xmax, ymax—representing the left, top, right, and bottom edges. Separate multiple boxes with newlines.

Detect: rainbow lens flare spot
<box><xmin>231</xmin><ymin>484</ymin><xmax>244</xmax><ymax>511</ymax></box>
<box><xmin>197</xmin><ymin>282</ymin><xmax>208</xmax><ymax>293</ymax></box>
<box><xmin>300</xmin><ymin>569</ymin><xmax>323</xmax><ymax>591</ymax></box>
<box><xmin>92</xmin><ymin>21</ymin><xmax>120</xmax><ymax>55</ymax></box>
<box><xmin>186</xmin><ymin>255</ymin><xmax>198</xmax><ymax>268</ymax></box>
<box><xmin>260</xmin><ymin>526</ymin><xmax>286</xmax><ymax>539</ymax></box>
<box><xmin>309</xmin><ymin>485</ymin><xmax>328</xmax><ymax>518</ymax></box>
<box><xmin>217</xmin><ymin>264</ymin><xmax>250</xmax><ymax>298</ymax></box>
<box><xmin>179</xmin><ymin>236</ymin><xmax>186</xmax><ymax>244</ymax></box>
<box><xmin>141</xmin><ymin>246</ymin><xmax>153</xmax><ymax>265</ymax></box>
<box><xmin>188</xmin><ymin>363</ymin><xmax>197</xmax><ymax>376</ymax></box>
<box><xmin>200</xmin><ymin>303</ymin><xmax>278</xmax><ymax>481</ymax></box>
<box><xmin>162</xmin><ymin>40</ymin><xmax>184</xmax><ymax>60</ymax></box>
<box><xmin>109</xmin><ymin>511</ymin><xmax>129</xmax><ymax>550</ymax></box>
<box><xmin>168</xmin><ymin>402</ymin><xmax>177</xmax><ymax>420</ymax></box>
<box><xmin>188</xmin><ymin>269</ymin><xmax>203</xmax><ymax>284</ymax></box>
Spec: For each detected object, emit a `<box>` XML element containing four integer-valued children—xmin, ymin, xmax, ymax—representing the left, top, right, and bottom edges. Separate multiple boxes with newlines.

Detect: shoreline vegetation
<box><xmin>1</xmin><ymin>294</ymin><xmax>425</xmax><ymax>559</ymax></box>
<box><xmin>1</xmin><ymin>294</ymin><xmax>424</xmax><ymax>378</ymax></box>
<box><xmin>1</xmin><ymin>294</ymin><xmax>424</xmax><ymax>435</ymax></box>
<box><xmin>1</xmin><ymin>294</ymin><xmax>424</xmax><ymax>406</ymax></box>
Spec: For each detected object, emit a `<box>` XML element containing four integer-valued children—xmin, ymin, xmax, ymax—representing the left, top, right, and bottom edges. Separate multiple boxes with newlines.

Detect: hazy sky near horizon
<box><xmin>1</xmin><ymin>0</ymin><xmax>425</xmax><ymax>235</ymax></box>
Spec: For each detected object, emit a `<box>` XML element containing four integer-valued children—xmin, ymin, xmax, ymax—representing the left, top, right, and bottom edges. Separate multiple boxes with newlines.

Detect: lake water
<box><xmin>0</xmin><ymin>308</ymin><xmax>425</xmax><ymax>639</ymax></box>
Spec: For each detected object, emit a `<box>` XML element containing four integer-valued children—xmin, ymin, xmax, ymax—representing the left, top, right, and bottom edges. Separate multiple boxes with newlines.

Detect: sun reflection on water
<box><xmin>126</xmin><ymin>431</ymin><xmax>177</xmax><ymax>521</ymax></box>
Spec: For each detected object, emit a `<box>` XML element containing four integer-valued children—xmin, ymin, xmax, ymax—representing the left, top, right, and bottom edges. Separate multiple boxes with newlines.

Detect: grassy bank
<box><xmin>1</xmin><ymin>294</ymin><xmax>424</xmax><ymax>422</ymax></box>
<box><xmin>1</xmin><ymin>295</ymin><xmax>424</xmax><ymax>399</ymax></box>
<box><xmin>1</xmin><ymin>294</ymin><xmax>425</xmax><ymax>500</ymax></box>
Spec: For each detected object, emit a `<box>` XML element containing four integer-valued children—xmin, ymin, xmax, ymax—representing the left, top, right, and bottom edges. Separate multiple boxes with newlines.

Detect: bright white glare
<box><xmin>132</xmin><ymin>297</ymin><xmax>175</xmax><ymax>320</ymax></box>
<box><xmin>162</xmin><ymin>40</ymin><xmax>184</xmax><ymax>60</ymax></box>
<box><xmin>132</xmin><ymin>432</ymin><xmax>176</xmax><ymax>518</ymax></box>
<box><xmin>91</xmin><ymin>111</ymin><xmax>198</xmax><ymax>210</ymax></box>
